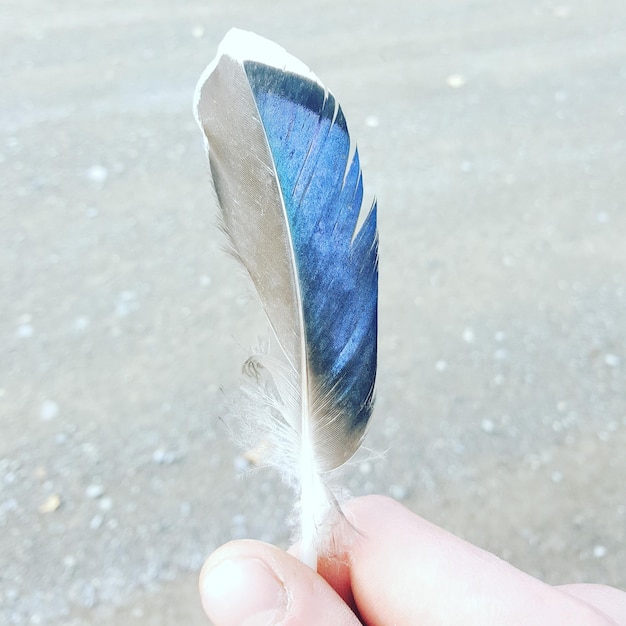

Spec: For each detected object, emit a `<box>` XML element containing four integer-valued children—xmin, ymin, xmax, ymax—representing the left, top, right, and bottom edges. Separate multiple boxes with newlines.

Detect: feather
<box><xmin>194</xmin><ymin>28</ymin><xmax>378</xmax><ymax>570</ymax></box>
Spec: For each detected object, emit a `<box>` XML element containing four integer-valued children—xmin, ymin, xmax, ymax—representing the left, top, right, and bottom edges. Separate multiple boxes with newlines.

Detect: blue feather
<box><xmin>194</xmin><ymin>28</ymin><xmax>378</xmax><ymax>569</ymax></box>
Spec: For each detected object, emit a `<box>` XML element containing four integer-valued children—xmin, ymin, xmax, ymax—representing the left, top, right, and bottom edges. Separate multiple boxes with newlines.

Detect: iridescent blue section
<box><xmin>245</xmin><ymin>62</ymin><xmax>378</xmax><ymax>436</ymax></box>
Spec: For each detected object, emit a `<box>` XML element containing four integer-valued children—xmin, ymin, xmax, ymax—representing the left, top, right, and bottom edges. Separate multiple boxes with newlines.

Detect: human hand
<box><xmin>199</xmin><ymin>495</ymin><xmax>626</xmax><ymax>625</ymax></box>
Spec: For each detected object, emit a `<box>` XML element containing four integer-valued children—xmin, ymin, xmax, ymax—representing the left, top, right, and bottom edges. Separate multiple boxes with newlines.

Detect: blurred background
<box><xmin>1</xmin><ymin>0</ymin><xmax>625</xmax><ymax>623</ymax></box>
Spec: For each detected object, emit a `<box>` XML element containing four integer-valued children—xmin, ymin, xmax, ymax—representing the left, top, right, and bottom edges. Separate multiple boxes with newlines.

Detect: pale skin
<box><xmin>199</xmin><ymin>495</ymin><xmax>626</xmax><ymax>625</ymax></box>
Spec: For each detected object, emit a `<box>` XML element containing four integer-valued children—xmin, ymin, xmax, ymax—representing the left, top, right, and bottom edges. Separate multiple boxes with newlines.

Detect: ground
<box><xmin>1</xmin><ymin>0</ymin><xmax>625</xmax><ymax>623</ymax></box>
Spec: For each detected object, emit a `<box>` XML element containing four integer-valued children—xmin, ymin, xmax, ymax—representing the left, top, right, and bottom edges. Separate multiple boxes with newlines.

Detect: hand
<box><xmin>199</xmin><ymin>495</ymin><xmax>626</xmax><ymax>625</ymax></box>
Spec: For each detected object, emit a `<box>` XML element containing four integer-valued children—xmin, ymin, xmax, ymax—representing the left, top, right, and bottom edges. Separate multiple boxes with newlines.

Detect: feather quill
<box><xmin>194</xmin><ymin>28</ymin><xmax>378</xmax><ymax>570</ymax></box>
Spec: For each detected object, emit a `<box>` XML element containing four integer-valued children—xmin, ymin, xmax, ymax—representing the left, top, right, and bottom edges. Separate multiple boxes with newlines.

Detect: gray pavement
<box><xmin>1</xmin><ymin>1</ymin><xmax>625</xmax><ymax>623</ymax></box>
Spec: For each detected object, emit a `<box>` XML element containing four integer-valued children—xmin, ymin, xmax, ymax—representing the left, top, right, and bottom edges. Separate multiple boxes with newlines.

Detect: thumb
<box><xmin>199</xmin><ymin>539</ymin><xmax>360</xmax><ymax>626</ymax></box>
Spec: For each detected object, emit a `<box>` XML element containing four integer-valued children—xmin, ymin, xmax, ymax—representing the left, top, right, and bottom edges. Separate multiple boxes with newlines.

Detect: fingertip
<box><xmin>199</xmin><ymin>539</ymin><xmax>360</xmax><ymax>626</ymax></box>
<box><xmin>199</xmin><ymin>540</ymin><xmax>287</xmax><ymax>626</ymax></box>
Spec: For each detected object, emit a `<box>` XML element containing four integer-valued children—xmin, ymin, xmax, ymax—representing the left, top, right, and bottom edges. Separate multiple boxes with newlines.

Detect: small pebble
<box><xmin>435</xmin><ymin>359</ymin><xmax>447</xmax><ymax>372</ymax></box>
<box><xmin>152</xmin><ymin>448</ymin><xmax>177</xmax><ymax>464</ymax></box>
<box><xmin>39</xmin><ymin>494</ymin><xmax>61</xmax><ymax>514</ymax></box>
<box><xmin>74</xmin><ymin>316</ymin><xmax>90</xmax><ymax>331</ymax></box>
<box><xmin>40</xmin><ymin>400</ymin><xmax>59</xmax><ymax>421</ymax></box>
<box><xmin>86</xmin><ymin>165</ymin><xmax>108</xmax><ymax>183</ymax></box>
<box><xmin>233</xmin><ymin>455</ymin><xmax>248</xmax><ymax>472</ymax></box>
<box><xmin>55</xmin><ymin>432</ymin><xmax>67</xmax><ymax>444</ymax></box>
<box><xmin>389</xmin><ymin>484</ymin><xmax>408</xmax><ymax>500</ymax></box>
<box><xmin>98</xmin><ymin>497</ymin><xmax>113</xmax><ymax>512</ymax></box>
<box><xmin>365</xmin><ymin>115</ymin><xmax>379</xmax><ymax>128</ymax></box>
<box><xmin>462</xmin><ymin>328</ymin><xmax>475</xmax><ymax>343</ymax></box>
<box><xmin>90</xmin><ymin>514</ymin><xmax>103</xmax><ymax>530</ymax></box>
<box><xmin>115</xmin><ymin>290</ymin><xmax>139</xmax><ymax>317</ymax></box>
<box><xmin>17</xmin><ymin>323</ymin><xmax>34</xmax><ymax>338</ymax></box>
<box><xmin>604</xmin><ymin>354</ymin><xmax>620</xmax><ymax>367</ymax></box>
<box><xmin>481</xmin><ymin>418</ymin><xmax>495</xmax><ymax>433</ymax></box>
<box><xmin>359</xmin><ymin>460</ymin><xmax>372</xmax><ymax>475</ymax></box>
<box><xmin>232</xmin><ymin>513</ymin><xmax>246</xmax><ymax>526</ymax></box>
<box><xmin>63</xmin><ymin>555</ymin><xmax>77</xmax><ymax>569</ymax></box>
<box><xmin>85</xmin><ymin>484</ymin><xmax>104</xmax><ymax>499</ymax></box>
<box><xmin>241</xmin><ymin>449</ymin><xmax>260</xmax><ymax>467</ymax></box>
<box><xmin>593</xmin><ymin>545</ymin><xmax>607</xmax><ymax>558</ymax></box>
<box><xmin>447</xmin><ymin>74</ymin><xmax>465</xmax><ymax>88</ymax></box>
<box><xmin>5</xmin><ymin>587</ymin><xmax>18</xmax><ymax>602</ymax></box>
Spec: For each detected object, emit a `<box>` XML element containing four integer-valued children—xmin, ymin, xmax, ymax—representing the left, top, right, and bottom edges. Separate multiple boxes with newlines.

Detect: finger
<box><xmin>560</xmin><ymin>584</ymin><xmax>626</xmax><ymax>625</ymax></box>
<box><xmin>199</xmin><ymin>539</ymin><xmax>361</xmax><ymax>626</ymax></box>
<box><xmin>324</xmin><ymin>495</ymin><xmax>615</xmax><ymax>626</ymax></box>
<box><xmin>288</xmin><ymin>541</ymin><xmax>358</xmax><ymax>615</ymax></box>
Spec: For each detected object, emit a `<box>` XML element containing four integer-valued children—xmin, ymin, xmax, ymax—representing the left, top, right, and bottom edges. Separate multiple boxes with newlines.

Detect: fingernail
<box><xmin>200</xmin><ymin>557</ymin><xmax>287</xmax><ymax>626</ymax></box>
